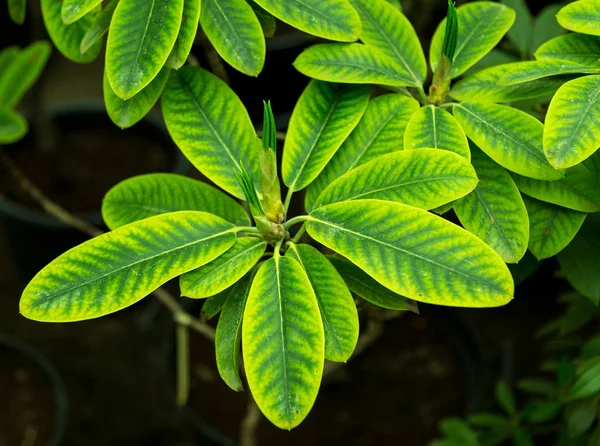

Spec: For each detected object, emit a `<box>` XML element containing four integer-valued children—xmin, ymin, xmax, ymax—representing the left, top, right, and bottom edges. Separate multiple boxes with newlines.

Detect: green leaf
<box><xmin>462</xmin><ymin>49</ymin><xmax>519</xmax><ymax>77</ymax></box>
<box><xmin>347</xmin><ymin>0</ymin><xmax>426</xmax><ymax>86</ymax></box>
<box><xmin>508</xmin><ymin>251</ymin><xmax>541</xmax><ymax>285</ymax></box>
<box><xmin>61</xmin><ymin>0</ymin><xmax>103</xmax><ymax>25</ymax></box>
<box><xmin>8</xmin><ymin>0</ymin><xmax>26</xmax><ymax>24</ymax></box>
<box><xmin>454</xmin><ymin>147</ymin><xmax>529</xmax><ymax>264</ymax></box>
<box><xmin>0</xmin><ymin>108</ymin><xmax>27</xmax><ymax>144</ymax></box>
<box><xmin>498</xmin><ymin>60</ymin><xmax>600</xmax><ymax>86</ymax></box>
<box><xmin>215</xmin><ymin>271</ymin><xmax>253</xmax><ymax>391</ymax></box>
<box><xmin>557</xmin><ymin>216</ymin><xmax>600</xmax><ymax>305</ymax></box>
<box><xmin>454</xmin><ymin>102</ymin><xmax>563</xmax><ymax>181</ymax></box>
<box><xmin>161</xmin><ymin>67</ymin><xmax>260</xmax><ymax>199</ymax></box>
<box><xmin>0</xmin><ymin>41</ymin><xmax>51</xmax><ymax>108</ymax></box>
<box><xmin>20</xmin><ymin>212</ymin><xmax>237</xmax><ymax>322</ymax></box>
<box><xmin>242</xmin><ymin>255</ymin><xmax>324</xmax><ymax>429</ymax></box>
<box><xmin>314</xmin><ymin>149</ymin><xmax>478</xmax><ymax>210</ymax></box>
<box><xmin>530</xmin><ymin>4</ymin><xmax>564</xmax><ymax>54</ymax></box>
<box><xmin>439</xmin><ymin>419</ymin><xmax>479</xmax><ymax>446</ymax></box>
<box><xmin>524</xmin><ymin>196</ymin><xmax>587</xmax><ymax>260</ymax></box>
<box><xmin>521</xmin><ymin>400</ymin><xmax>562</xmax><ymax>423</ymax></box>
<box><xmin>517</xmin><ymin>378</ymin><xmax>557</xmax><ymax>397</ymax></box>
<box><xmin>566</xmin><ymin>399</ymin><xmax>596</xmax><ymax>437</ymax></box>
<box><xmin>102</xmin><ymin>173</ymin><xmax>250</xmax><ymax>230</ymax></box>
<box><xmin>106</xmin><ymin>0</ymin><xmax>183</xmax><ymax>99</ymax></box>
<box><xmin>557</xmin><ymin>0</ymin><xmax>600</xmax><ymax>36</ymax></box>
<box><xmin>469</xmin><ymin>413</ymin><xmax>510</xmax><ymax>427</ymax></box>
<box><xmin>535</xmin><ymin>34</ymin><xmax>600</xmax><ymax>66</ymax></box>
<box><xmin>502</xmin><ymin>0</ymin><xmax>532</xmax><ymax>57</ymax></box>
<box><xmin>282</xmin><ymin>80</ymin><xmax>369</xmax><ymax>192</ymax></box>
<box><xmin>306</xmin><ymin>94</ymin><xmax>419</xmax><ymax>212</ymax></box>
<box><xmin>544</xmin><ymin>75</ymin><xmax>600</xmax><ymax>169</ymax></box>
<box><xmin>0</xmin><ymin>47</ymin><xmax>20</xmax><ymax>81</ymax></box>
<box><xmin>512</xmin><ymin>165</ymin><xmax>600</xmax><ymax>213</ymax></box>
<box><xmin>252</xmin><ymin>0</ymin><xmax>360</xmax><ymax>42</ymax></box>
<box><xmin>180</xmin><ymin>237</ymin><xmax>266</xmax><ymax>298</ymax></box>
<box><xmin>248</xmin><ymin>1</ymin><xmax>276</xmax><ymax>38</ymax></box>
<box><xmin>450</xmin><ymin>64</ymin><xmax>568</xmax><ymax>103</ymax></box>
<box><xmin>495</xmin><ymin>380</ymin><xmax>517</xmax><ymax>416</ymax></box>
<box><xmin>287</xmin><ymin>244</ymin><xmax>358</xmax><ymax>363</ymax></box>
<box><xmin>166</xmin><ymin>0</ymin><xmax>201</xmax><ymax>70</ymax></box>
<box><xmin>42</xmin><ymin>0</ymin><xmax>101</xmax><ymax>62</ymax></box>
<box><xmin>200</xmin><ymin>0</ymin><xmax>264</xmax><ymax>76</ymax></box>
<box><xmin>327</xmin><ymin>255</ymin><xmax>418</xmax><ymax>312</ymax></box>
<box><xmin>582</xmin><ymin>335</ymin><xmax>600</xmax><ymax>359</ymax></box>
<box><xmin>294</xmin><ymin>43</ymin><xmax>417</xmax><ymax>87</ymax></box>
<box><xmin>430</xmin><ymin>2</ymin><xmax>516</xmax><ymax>78</ymax></box>
<box><xmin>404</xmin><ymin>105</ymin><xmax>470</xmax><ymax>159</ymax></box>
<box><xmin>80</xmin><ymin>0</ymin><xmax>118</xmax><ymax>55</ymax></box>
<box><xmin>571</xmin><ymin>358</ymin><xmax>600</xmax><ymax>399</ymax></box>
<box><xmin>103</xmin><ymin>67</ymin><xmax>169</xmax><ymax>129</ymax></box>
<box><xmin>307</xmin><ymin>200</ymin><xmax>514</xmax><ymax>307</ymax></box>
<box><xmin>201</xmin><ymin>290</ymin><xmax>228</xmax><ymax>319</ymax></box>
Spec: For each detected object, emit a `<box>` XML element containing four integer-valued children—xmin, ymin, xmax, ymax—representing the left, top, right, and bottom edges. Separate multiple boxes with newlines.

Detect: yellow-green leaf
<box><xmin>242</xmin><ymin>255</ymin><xmax>324</xmax><ymax>429</ymax></box>
<box><xmin>161</xmin><ymin>67</ymin><xmax>260</xmax><ymax>199</ymax></box>
<box><xmin>80</xmin><ymin>0</ymin><xmax>118</xmax><ymax>55</ymax></box>
<box><xmin>106</xmin><ymin>0</ymin><xmax>183</xmax><ymax>99</ymax></box>
<box><xmin>0</xmin><ymin>108</ymin><xmax>27</xmax><ymax>144</ymax></box>
<box><xmin>103</xmin><ymin>67</ymin><xmax>170</xmax><ymax>129</ymax></box>
<box><xmin>252</xmin><ymin>0</ymin><xmax>360</xmax><ymax>42</ymax></box>
<box><xmin>20</xmin><ymin>212</ymin><xmax>237</xmax><ymax>322</ymax></box>
<box><xmin>61</xmin><ymin>0</ymin><xmax>103</xmax><ymax>25</ymax></box>
<box><xmin>167</xmin><ymin>0</ymin><xmax>201</xmax><ymax>70</ymax></box>
<box><xmin>102</xmin><ymin>173</ymin><xmax>250</xmax><ymax>229</ymax></box>
<box><xmin>348</xmin><ymin>0</ymin><xmax>426</xmax><ymax>86</ymax></box>
<box><xmin>454</xmin><ymin>147</ymin><xmax>529</xmax><ymax>264</ymax></box>
<box><xmin>307</xmin><ymin>200</ymin><xmax>514</xmax><ymax>307</ymax></box>
<box><xmin>287</xmin><ymin>244</ymin><xmax>358</xmax><ymax>363</ymax></box>
<box><xmin>454</xmin><ymin>102</ymin><xmax>563</xmax><ymax>180</ymax></box>
<box><xmin>180</xmin><ymin>237</ymin><xmax>266</xmax><ymax>298</ymax></box>
<box><xmin>306</xmin><ymin>94</ymin><xmax>419</xmax><ymax>212</ymax></box>
<box><xmin>314</xmin><ymin>149</ymin><xmax>478</xmax><ymax>210</ymax></box>
<box><xmin>200</xmin><ymin>0</ymin><xmax>264</xmax><ymax>76</ymax></box>
<box><xmin>524</xmin><ymin>196</ymin><xmax>587</xmax><ymax>260</ymax></box>
<box><xmin>282</xmin><ymin>80</ymin><xmax>369</xmax><ymax>192</ymax></box>
<box><xmin>498</xmin><ymin>60</ymin><xmax>600</xmax><ymax>86</ymax></box>
<box><xmin>535</xmin><ymin>34</ymin><xmax>600</xmax><ymax>66</ymax></box>
<box><xmin>544</xmin><ymin>75</ymin><xmax>600</xmax><ymax>169</ymax></box>
<box><xmin>404</xmin><ymin>105</ymin><xmax>470</xmax><ymax>159</ymax></box>
<box><xmin>557</xmin><ymin>0</ymin><xmax>600</xmax><ymax>36</ymax></box>
<box><xmin>430</xmin><ymin>1</ymin><xmax>516</xmax><ymax>78</ymax></box>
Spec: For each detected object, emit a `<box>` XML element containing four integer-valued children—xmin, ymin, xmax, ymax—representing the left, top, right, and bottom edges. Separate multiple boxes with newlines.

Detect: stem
<box><xmin>382</xmin><ymin>85</ymin><xmax>415</xmax><ymax>99</ymax></box>
<box><xmin>240</xmin><ymin>394</ymin><xmax>261</xmax><ymax>446</ymax></box>
<box><xmin>291</xmin><ymin>223</ymin><xmax>307</xmax><ymax>244</ymax></box>
<box><xmin>234</xmin><ymin>226</ymin><xmax>261</xmax><ymax>235</ymax></box>
<box><xmin>175</xmin><ymin>322</ymin><xmax>190</xmax><ymax>407</ymax></box>
<box><xmin>283</xmin><ymin>215</ymin><xmax>310</xmax><ymax>230</ymax></box>
<box><xmin>439</xmin><ymin>102</ymin><xmax>458</xmax><ymax>109</ymax></box>
<box><xmin>283</xmin><ymin>187</ymin><xmax>294</xmax><ymax>214</ymax></box>
<box><xmin>256</xmin><ymin>129</ymin><xmax>287</xmax><ymax>142</ymax></box>
<box><xmin>416</xmin><ymin>85</ymin><xmax>429</xmax><ymax>106</ymax></box>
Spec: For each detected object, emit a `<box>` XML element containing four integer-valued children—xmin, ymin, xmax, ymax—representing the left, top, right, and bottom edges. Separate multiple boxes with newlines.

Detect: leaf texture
<box><xmin>167</xmin><ymin>0</ymin><xmax>202</xmax><ymax>69</ymax></box>
<box><xmin>498</xmin><ymin>60</ymin><xmax>600</xmax><ymax>86</ymax></box>
<box><xmin>80</xmin><ymin>0</ymin><xmax>118</xmax><ymax>55</ymax></box>
<box><xmin>535</xmin><ymin>34</ymin><xmax>600</xmax><ymax>66</ymax></box>
<box><xmin>61</xmin><ymin>0</ymin><xmax>103</xmax><ymax>25</ymax></box>
<box><xmin>557</xmin><ymin>0</ymin><xmax>600</xmax><ymax>36</ymax></box>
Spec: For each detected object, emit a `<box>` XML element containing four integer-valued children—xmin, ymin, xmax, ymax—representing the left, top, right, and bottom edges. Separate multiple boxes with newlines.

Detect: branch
<box><xmin>240</xmin><ymin>394</ymin><xmax>262</xmax><ymax>446</ymax></box>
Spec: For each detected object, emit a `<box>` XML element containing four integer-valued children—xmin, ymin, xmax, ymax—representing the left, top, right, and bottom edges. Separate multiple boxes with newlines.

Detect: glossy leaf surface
<box><xmin>167</xmin><ymin>0</ymin><xmax>201</xmax><ymax>69</ymax></box>
<box><xmin>498</xmin><ymin>60</ymin><xmax>600</xmax><ymax>86</ymax></box>
<box><xmin>61</xmin><ymin>0</ymin><xmax>103</xmax><ymax>25</ymax></box>
<box><xmin>557</xmin><ymin>0</ymin><xmax>600</xmax><ymax>36</ymax></box>
<box><xmin>80</xmin><ymin>0</ymin><xmax>118</xmax><ymax>54</ymax></box>
<box><xmin>535</xmin><ymin>34</ymin><xmax>600</xmax><ymax>66</ymax></box>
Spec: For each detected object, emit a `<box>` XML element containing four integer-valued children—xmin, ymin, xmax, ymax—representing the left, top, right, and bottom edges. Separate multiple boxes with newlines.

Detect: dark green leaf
<box><xmin>80</xmin><ymin>0</ymin><xmax>118</xmax><ymax>55</ymax></box>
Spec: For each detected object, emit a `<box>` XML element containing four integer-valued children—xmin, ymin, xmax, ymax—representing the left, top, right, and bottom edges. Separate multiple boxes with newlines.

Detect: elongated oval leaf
<box><xmin>498</xmin><ymin>60</ymin><xmax>600</xmax><ymax>86</ymax></box>
<box><xmin>166</xmin><ymin>0</ymin><xmax>201</xmax><ymax>70</ymax></box>
<box><xmin>61</xmin><ymin>0</ymin><xmax>102</xmax><ymax>24</ymax></box>
<box><xmin>42</xmin><ymin>0</ymin><xmax>101</xmax><ymax>62</ymax></box>
<box><xmin>315</xmin><ymin>149</ymin><xmax>478</xmax><ymax>210</ymax></box>
<box><xmin>306</xmin><ymin>94</ymin><xmax>419</xmax><ymax>212</ymax></box>
<box><xmin>80</xmin><ymin>0</ymin><xmax>118</xmax><ymax>55</ymax></box>
<box><xmin>252</xmin><ymin>0</ymin><xmax>360</xmax><ymax>42</ymax></box>
<box><xmin>249</xmin><ymin>1</ymin><xmax>276</xmax><ymax>38</ymax></box>
<box><xmin>20</xmin><ymin>212</ymin><xmax>237</xmax><ymax>322</ymax></box>
<box><xmin>287</xmin><ymin>244</ymin><xmax>358</xmax><ymax>363</ymax></box>
<box><xmin>294</xmin><ymin>43</ymin><xmax>418</xmax><ymax>87</ymax></box>
<box><xmin>535</xmin><ymin>34</ymin><xmax>600</xmax><ymax>66</ymax></box>
<box><xmin>282</xmin><ymin>80</ymin><xmax>370</xmax><ymax>192</ymax></box>
<box><xmin>103</xmin><ymin>67</ymin><xmax>170</xmax><ymax>129</ymax></box>
<box><xmin>530</xmin><ymin>4</ymin><xmax>564</xmax><ymax>54</ymax></box>
<box><xmin>512</xmin><ymin>165</ymin><xmax>600</xmax><ymax>213</ymax></box>
<box><xmin>106</xmin><ymin>0</ymin><xmax>183</xmax><ymax>99</ymax></box>
<box><xmin>450</xmin><ymin>64</ymin><xmax>568</xmax><ymax>103</ymax></box>
<box><xmin>102</xmin><ymin>173</ymin><xmax>250</xmax><ymax>229</ymax></box>
<box><xmin>404</xmin><ymin>105</ymin><xmax>470</xmax><ymax>159</ymax></box>
<box><xmin>307</xmin><ymin>200</ymin><xmax>514</xmax><ymax>307</ymax></box>
<box><xmin>0</xmin><ymin>41</ymin><xmax>51</xmax><ymax>108</ymax></box>
<box><xmin>557</xmin><ymin>0</ymin><xmax>600</xmax><ymax>36</ymax></box>
<box><xmin>524</xmin><ymin>196</ymin><xmax>587</xmax><ymax>260</ymax></box>
<box><xmin>454</xmin><ymin>102</ymin><xmax>563</xmax><ymax>180</ymax></box>
<box><xmin>454</xmin><ymin>148</ymin><xmax>529</xmax><ymax>264</ymax></box>
<box><xmin>201</xmin><ymin>0</ymin><xmax>264</xmax><ymax>76</ymax></box>
<box><xmin>242</xmin><ymin>255</ymin><xmax>324</xmax><ymax>429</ymax></box>
<box><xmin>201</xmin><ymin>289</ymin><xmax>228</xmax><ymax>319</ymax></box>
<box><xmin>162</xmin><ymin>67</ymin><xmax>260</xmax><ymax>199</ymax></box>
<box><xmin>215</xmin><ymin>272</ymin><xmax>253</xmax><ymax>391</ymax></box>
<box><xmin>9</xmin><ymin>0</ymin><xmax>26</xmax><ymax>24</ymax></box>
<box><xmin>544</xmin><ymin>75</ymin><xmax>600</xmax><ymax>169</ymax></box>
<box><xmin>348</xmin><ymin>0</ymin><xmax>426</xmax><ymax>86</ymax></box>
<box><xmin>327</xmin><ymin>255</ymin><xmax>418</xmax><ymax>312</ymax></box>
<box><xmin>0</xmin><ymin>108</ymin><xmax>27</xmax><ymax>144</ymax></box>
<box><xmin>462</xmin><ymin>49</ymin><xmax>519</xmax><ymax>77</ymax></box>
<box><xmin>502</xmin><ymin>0</ymin><xmax>532</xmax><ymax>57</ymax></box>
<box><xmin>0</xmin><ymin>47</ymin><xmax>20</xmax><ymax>81</ymax></box>
<box><xmin>180</xmin><ymin>237</ymin><xmax>266</xmax><ymax>298</ymax></box>
<box><xmin>430</xmin><ymin>2</ymin><xmax>516</xmax><ymax>78</ymax></box>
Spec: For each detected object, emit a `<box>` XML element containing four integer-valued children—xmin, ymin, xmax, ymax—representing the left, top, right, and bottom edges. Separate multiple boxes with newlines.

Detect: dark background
<box><xmin>0</xmin><ymin>1</ymin><xmax>577</xmax><ymax>445</ymax></box>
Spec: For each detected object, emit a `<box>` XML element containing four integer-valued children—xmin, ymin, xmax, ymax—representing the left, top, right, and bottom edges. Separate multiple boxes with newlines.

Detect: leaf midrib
<box><xmin>300</xmin><ymin>56</ymin><xmax>413</xmax><ymax>83</ymax></box>
<box><xmin>123</xmin><ymin>0</ymin><xmax>157</xmax><ymax>94</ymax></box>
<box><xmin>271</xmin><ymin>0</ymin><xmax>351</xmax><ymax>33</ymax></box>
<box><xmin>210</xmin><ymin>0</ymin><xmax>255</xmax><ymax>72</ymax></box>
<box><xmin>274</xmin><ymin>256</ymin><xmax>291</xmax><ymax>421</ymax></box>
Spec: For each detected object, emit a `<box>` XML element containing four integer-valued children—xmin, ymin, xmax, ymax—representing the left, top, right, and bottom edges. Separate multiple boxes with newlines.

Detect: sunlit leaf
<box><xmin>162</xmin><ymin>67</ymin><xmax>260</xmax><ymax>199</ymax></box>
<box><xmin>80</xmin><ymin>0</ymin><xmax>118</xmax><ymax>55</ymax></box>
<box><xmin>498</xmin><ymin>60</ymin><xmax>600</xmax><ymax>86</ymax></box>
<box><xmin>61</xmin><ymin>0</ymin><xmax>102</xmax><ymax>25</ymax></box>
<box><xmin>167</xmin><ymin>0</ymin><xmax>201</xmax><ymax>70</ymax></box>
<box><xmin>0</xmin><ymin>108</ymin><xmax>27</xmax><ymax>144</ymax></box>
<box><xmin>20</xmin><ymin>212</ymin><xmax>237</xmax><ymax>322</ymax></box>
<box><xmin>557</xmin><ymin>0</ymin><xmax>600</xmax><ymax>36</ymax></box>
<box><xmin>242</xmin><ymin>255</ymin><xmax>324</xmax><ymax>429</ymax></box>
<box><xmin>282</xmin><ymin>80</ymin><xmax>369</xmax><ymax>192</ymax></box>
<box><xmin>535</xmin><ymin>34</ymin><xmax>600</xmax><ymax>66</ymax></box>
<box><xmin>307</xmin><ymin>200</ymin><xmax>514</xmax><ymax>307</ymax></box>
